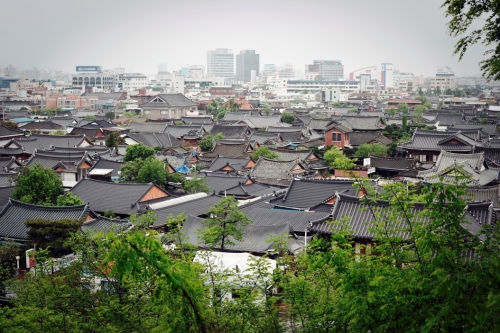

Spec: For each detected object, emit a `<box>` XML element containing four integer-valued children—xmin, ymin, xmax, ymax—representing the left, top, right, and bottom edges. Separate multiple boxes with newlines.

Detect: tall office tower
<box><xmin>207</xmin><ymin>48</ymin><xmax>234</xmax><ymax>79</ymax></box>
<box><xmin>236</xmin><ymin>50</ymin><xmax>260</xmax><ymax>83</ymax></box>
<box><xmin>381</xmin><ymin>63</ymin><xmax>394</xmax><ymax>88</ymax></box>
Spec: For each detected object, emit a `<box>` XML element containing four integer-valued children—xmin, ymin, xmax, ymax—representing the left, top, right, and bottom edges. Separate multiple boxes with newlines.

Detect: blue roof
<box><xmin>175</xmin><ymin>164</ymin><xmax>190</xmax><ymax>174</ymax></box>
<box><xmin>10</xmin><ymin>118</ymin><xmax>35</xmax><ymax>123</ymax></box>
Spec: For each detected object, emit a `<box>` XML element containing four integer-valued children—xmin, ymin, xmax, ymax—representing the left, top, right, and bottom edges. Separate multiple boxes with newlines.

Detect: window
<box><xmin>160</xmin><ymin>110</ymin><xmax>168</xmax><ymax>114</ymax></box>
<box><xmin>332</xmin><ymin>132</ymin><xmax>342</xmax><ymax>142</ymax></box>
<box><xmin>144</xmin><ymin>111</ymin><xmax>151</xmax><ymax>115</ymax></box>
<box><xmin>420</xmin><ymin>154</ymin><xmax>427</xmax><ymax>162</ymax></box>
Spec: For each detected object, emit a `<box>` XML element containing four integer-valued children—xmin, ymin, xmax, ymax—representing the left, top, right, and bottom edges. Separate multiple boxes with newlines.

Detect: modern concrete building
<box><xmin>381</xmin><ymin>63</ymin><xmax>394</xmax><ymax>88</ymax></box>
<box><xmin>236</xmin><ymin>50</ymin><xmax>259</xmax><ymax>83</ymax></box>
<box><xmin>431</xmin><ymin>66</ymin><xmax>456</xmax><ymax>91</ymax></box>
<box><xmin>305</xmin><ymin>60</ymin><xmax>344</xmax><ymax>80</ymax></box>
<box><xmin>207</xmin><ymin>48</ymin><xmax>234</xmax><ymax>81</ymax></box>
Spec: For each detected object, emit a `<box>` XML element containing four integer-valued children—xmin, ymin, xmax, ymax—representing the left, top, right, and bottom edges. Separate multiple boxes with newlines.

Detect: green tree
<box><xmin>137</xmin><ymin>157</ymin><xmax>167</xmax><ymax>186</ymax></box>
<box><xmin>435</xmin><ymin>86</ymin><xmax>442</xmax><ymax>95</ymax></box>
<box><xmin>415</xmin><ymin>95</ymin><xmax>428</xmax><ymax>104</ymax></box>
<box><xmin>324</xmin><ymin>147</ymin><xmax>356</xmax><ymax>170</ymax></box>
<box><xmin>280</xmin><ymin>111</ymin><xmax>296</xmax><ymax>124</ymax></box>
<box><xmin>437</xmin><ymin>101</ymin><xmax>444</xmax><ymax>109</ymax></box>
<box><xmin>184</xmin><ymin>174</ymin><xmax>210</xmax><ymax>194</ymax></box>
<box><xmin>413</xmin><ymin>105</ymin><xmax>429</xmax><ymax>122</ymax></box>
<box><xmin>56</xmin><ymin>192</ymin><xmax>84</xmax><ymax>206</ymax></box>
<box><xmin>25</xmin><ymin>218</ymin><xmax>82</xmax><ymax>256</ymax></box>
<box><xmin>123</xmin><ymin>143</ymin><xmax>155</xmax><ymax>162</ymax></box>
<box><xmin>166</xmin><ymin>171</ymin><xmax>186</xmax><ymax>185</ymax></box>
<box><xmin>119</xmin><ymin>158</ymin><xmax>144</xmax><ymax>182</ymax></box>
<box><xmin>226</xmin><ymin>97</ymin><xmax>242</xmax><ymax>112</ymax></box>
<box><xmin>12</xmin><ymin>164</ymin><xmax>64</xmax><ymax>206</ymax></box>
<box><xmin>105</xmin><ymin>132</ymin><xmax>125</xmax><ymax>148</ymax></box>
<box><xmin>105</xmin><ymin>111</ymin><xmax>116</xmax><ymax>120</ymax></box>
<box><xmin>199</xmin><ymin>196</ymin><xmax>251</xmax><ymax>250</ymax></box>
<box><xmin>418</xmin><ymin>87</ymin><xmax>424</xmax><ymax>95</ymax></box>
<box><xmin>355</xmin><ymin>143</ymin><xmax>388</xmax><ymax>157</ymax></box>
<box><xmin>251</xmin><ymin>146</ymin><xmax>279</xmax><ymax>161</ymax></box>
<box><xmin>207</xmin><ymin>98</ymin><xmax>227</xmax><ymax>120</ymax></box>
<box><xmin>333</xmin><ymin>102</ymin><xmax>342</xmax><ymax>107</ymax></box>
<box><xmin>199</xmin><ymin>134</ymin><xmax>215</xmax><ymax>152</ymax></box>
<box><xmin>262</xmin><ymin>103</ymin><xmax>271</xmax><ymax>115</ymax></box>
<box><xmin>386</xmin><ymin>107</ymin><xmax>397</xmax><ymax>117</ymax></box>
<box><xmin>0</xmin><ymin>241</ymin><xmax>22</xmax><ymax>296</ymax></box>
<box><xmin>397</xmin><ymin>103</ymin><xmax>409</xmax><ymax>115</ymax></box>
<box><xmin>442</xmin><ymin>0</ymin><xmax>500</xmax><ymax>81</ymax></box>
<box><xmin>347</xmin><ymin>108</ymin><xmax>358</xmax><ymax>114</ymax></box>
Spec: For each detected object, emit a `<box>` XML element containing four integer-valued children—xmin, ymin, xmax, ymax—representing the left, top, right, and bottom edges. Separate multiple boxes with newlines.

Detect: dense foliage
<box><xmin>251</xmin><ymin>146</ymin><xmax>279</xmax><ymax>161</ymax></box>
<box><xmin>123</xmin><ymin>143</ymin><xmax>155</xmax><ymax>162</ymax></box>
<box><xmin>3</xmin><ymin>182</ymin><xmax>500</xmax><ymax>332</ymax></box>
<box><xmin>12</xmin><ymin>164</ymin><xmax>83</xmax><ymax>206</ymax></box>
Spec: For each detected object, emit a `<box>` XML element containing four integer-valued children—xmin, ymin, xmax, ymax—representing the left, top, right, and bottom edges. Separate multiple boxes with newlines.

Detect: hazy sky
<box><xmin>0</xmin><ymin>0</ymin><xmax>488</xmax><ymax>77</ymax></box>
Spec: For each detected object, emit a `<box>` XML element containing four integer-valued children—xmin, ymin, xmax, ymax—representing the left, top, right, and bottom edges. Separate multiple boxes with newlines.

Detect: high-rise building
<box><xmin>236</xmin><ymin>50</ymin><xmax>260</xmax><ymax>83</ymax></box>
<box><xmin>381</xmin><ymin>63</ymin><xmax>394</xmax><ymax>88</ymax></box>
<box><xmin>305</xmin><ymin>60</ymin><xmax>344</xmax><ymax>80</ymax></box>
<box><xmin>207</xmin><ymin>48</ymin><xmax>234</xmax><ymax>79</ymax></box>
<box><xmin>431</xmin><ymin>66</ymin><xmax>455</xmax><ymax>91</ymax></box>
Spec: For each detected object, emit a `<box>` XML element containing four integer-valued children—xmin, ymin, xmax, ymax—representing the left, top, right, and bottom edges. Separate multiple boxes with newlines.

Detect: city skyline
<box><xmin>0</xmin><ymin>0</ymin><xmax>489</xmax><ymax>77</ymax></box>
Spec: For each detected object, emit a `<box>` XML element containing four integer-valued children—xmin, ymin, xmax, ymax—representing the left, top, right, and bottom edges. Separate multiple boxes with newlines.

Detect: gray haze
<box><xmin>0</xmin><ymin>0</ymin><xmax>488</xmax><ymax>76</ymax></box>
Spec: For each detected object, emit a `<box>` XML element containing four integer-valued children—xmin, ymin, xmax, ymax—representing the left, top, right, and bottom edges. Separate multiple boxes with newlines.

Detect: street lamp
<box><xmin>15</xmin><ymin>256</ymin><xmax>20</xmax><ymax>276</ymax></box>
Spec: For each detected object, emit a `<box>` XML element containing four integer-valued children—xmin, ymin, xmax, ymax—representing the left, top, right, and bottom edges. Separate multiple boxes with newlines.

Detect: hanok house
<box><xmin>140</xmin><ymin>93</ymin><xmax>198</xmax><ymax>120</ymax></box>
<box><xmin>366</xmin><ymin>156</ymin><xmax>418</xmax><ymax>179</ymax></box>
<box><xmin>398</xmin><ymin>128</ymin><xmax>480</xmax><ymax>163</ymax></box>
<box><xmin>202</xmin><ymin>156</ymin><xmax>254</xmax><ymax>175</ymax></box>
<box><xmin>249</xmin><ymin>157</ymin><xmax>306</xmax><ymax>187</ymax></box>
<box><xmin>201</xmin><ymin>141</ymin><xmax>255</xmax><ymax>162</ymax></box>
<box><xmin>70</xmin><ymin>178</ymin><xmax>172</xmax><ymax>217</ymax></box>
<box><xmin>164</xmin><ymin>125</ymin><xmax>206</xmax><ymax>146</ymax></box>
<box><xmin>210</xmin><ymin>124</ymin><xmax>252</xmax><ymax>140</ymax></box>
<box><xmin>24</xmin><ymin>151</ymin><xmax>94</xmax><ymax>184</ymax></box>
<box><xmin>387</xmin><ymin>99</ymin><xmax>422</xmax><ymax>109</ymax></box>
<box><xmin>308</xmin><ymin>193</ymin><xmax>493</xmax><ymax>253</ymax></box>
<box><xmin>324</xmin><ymin>121</ymin><xmax>352</xmax><ymax>148</ymax></box>
<box><xmin>418</xmin><ymin>151</ymin><xmax>499</xmax><ymax>187</ymax></box>
<box><xmin>0</xmin><ymin>199</ymin><xmax>93</xmax><ymax>244</ymax></box>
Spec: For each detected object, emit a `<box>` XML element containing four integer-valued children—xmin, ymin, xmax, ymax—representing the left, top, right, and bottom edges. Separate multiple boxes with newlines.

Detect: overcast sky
<box><xmin>0</xmin><ymin>0</ymin><xmax>488</xmax><ymax>77</ymax></box>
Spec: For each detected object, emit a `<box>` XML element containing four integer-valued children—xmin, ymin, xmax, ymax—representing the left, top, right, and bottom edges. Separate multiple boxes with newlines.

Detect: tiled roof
<box><xmin>271</xmin><ymin>149</ymin><xmax>312</xmax><ymax>162</ymax></box>
<box><xmin>0</xmin><ymin>174</ymin><xmax>16</xmax><ymax>187</ymax></box>
<box><xmin>277</xmin><ymin>178</ymin><xmax>359</xmax><ymax>210</ymax></box>
<box><xmin>181</xmin><ymin>116</ymin><xmax>213</xmax><ymax>125</ymax></box>
<box><xmin>0</xmin><ymin>199</ymin><xmax>90</xmax><ymax>241</ymax></box>
<box><xmin>68</xmin><ymin>127</ymin><xmax>103</xmax><ymax>139</ymax></box>
<box><xmin>0</xmin><ymin>157</ymin><xmax>21</xmax><ymax>171</ymax></box>
<box><xmin>127</xmin><ymin>133</ymin><xmax>180</xmax><ymax>148</ymax></box>
<box><xmin>266</xmin><ymin>126</ymin><xmax>309</xmax><ymax>135</ymax></box>
<box><xmin>82</xmin><ymin>216</ymin><xmax>131</xmax><ymax>234</ymax></box>
<box><xmin>349</xmin><ymin>132</ymin><xmax>391</xmax><ymax>147</ymax></box>
<box><xmin>466</xmin><ymin>186</ymin><xmax>500</xmax><ymax>208</ymax></box>
<box><xmin>202</xmin><ymin>142</ymin><xmax>252</xmax><ymax>160</ymax></box>
<box><xmin>141</xmin><ymin>93</ymin><xmax>197</xmax><ymax>108</ymax></box>
<box><xmin>0</xmin><ymin>125</ymin><xmax>24</xmax><ymax>137</ymax></box>
<box><xmin>24</xmin><ymin>153</ymin><xmax>88</xmax><ymax>170</ymax></box>
<box><xmin>450</xmin><ymin>124</ymin><xmax>498</xmax><ymax>136</ymax></box>
<box><xmin>0</xmin><ymin>186</ymin><xmax>14</xmax><ymax>208</ymax></box>
<box><xmin>71</xmin><ymin>179</ymin><xmax>170</xmax><ymax>215</ymax></box>
<box><xmin>240</xmin><ymin>116</ymin><xmax>282</xmax><ymax>128</ymax></box>
<box><xmin>308</xmin><ymin>119</ymin><xmax>332</xmax><ymax>131</ymax></box>
<box><xmin>368</xmin><ymin>156</ymin><xmax>417</xmax><ymax>171</ymax></box>
<box><xmin>418</xmin><ymin>151</ymin><xmax>498</xmax><ymax>186</ymax></box>
<box><xmin>309</xmin><ymin>194</ymin><xmax>424</xmax><ymax>239</ymax></box>
<box><xmin>91</xmin><ymin>158</ymin><xmax>123</xmax><ymax>177</ymax></box>
<box><xmin>277</xmin><ymin>131</ymin><xmax>304</xmax><ymax>142</ymax></box>
<box><xmin>82</xmin><ymin>92</ymin><xmax>126</xmax><ymax>101</ymax></box>
<box><xmin>164</xmin><ymin>125</ymin><xmax>204</xmax><ymax>138</ymax></box>
<box><xmin>221</xmin><ymin>111</ymin><xmax>253</xmax><ymax>122</ymax></box>
<box><xmin>399</xmin><ymin>128</ymin><xmax>478</xmax><ymax>152</ymax></box>
<box><xmin>473</xmin><ymin>146</ymin><xmax>500</xmax><ymax>167</ymax></box>
<box><xmin>435</xmin><ymin>113</ymin><xmax>464</xmax><ymax>126</ymax></box>
<box><xmin>248</xmin><ymin>132</ymin><xmax>281</xmax><ymax>144</ymax></box>
<box><xmin>204</xmin><ymin>156</ymin><xmax>251</xmax><ymax>172</ymax></box>
<box><xmin>324</xmin><ymin>121</ymin><xmax>353</xmax><ymax>133</ymax></box>
<box><xmin>21</xmin><ymin>121</ymin><xmax>64</xmax><ymax>130</ymax></box>
<box><xmin>152</xmin><ymin>195</ymin><xmax>223</xmax><ymax>227</ymax></box>
<box><xmin>128</xmin><ymin>121</ymin><xmax>169</xmax><ymax>133</ymax></box>
<box><xmin>7</xmin><ymin>134</ymin><xmax>90</xmax><ymax>154</ymax></box>
<box><xmin>339</xmin><ymin>116</ymin><xmax>383</xmax><ymax>131</ymax></box>
<box><xmin>210</xmin><ymin>124</ymin><xmax>250</xmax><ymax>139</ymax></box>
<box><xmin>249</xmin><ymin>158</ymin><xmax>300</xmax><ymax>185</ymax></box>
<box><xmin>243</xmin><ymin>208</ymin><xmax>330</xmax><ymax>232</ymax></box>
<box><xmin>182</xmin><ymin>215</ymin><xmax>302</xmax><ymax>253</ymax></box>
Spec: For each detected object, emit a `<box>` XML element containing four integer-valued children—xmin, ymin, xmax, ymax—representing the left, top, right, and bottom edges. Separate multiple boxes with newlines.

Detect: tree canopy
<box><xmin>251</xmin><ymin>146</ymin><xmax>279</xmax><ymax>161</ymax></box>
<box><xmin>13</xmin><ymin>164</ymin><xmax>65</xmax><ymax>206</ymax></box>
<box><xmin>123</xmin><ymin>143</ymin><xmax>155</xmax><ymax>162</ymax></box>
<box><xmin>442</xmin><ymin>0</ymin><xmax>500</xmax><ymax>81</ymax></box>
<box><xmin>356</xmin><ymin>143</ymin><xmax>388</xmax><ymax>157</ymax></box>
<box><xmin>324</xmin><ymin>147</ymin><xmax>356</xmax><ymax>170</ymax></box>
<box><xmin>199</xmin><ymin>196</ymin><xmax>251</xmax><ymax>249</ymax></box>
<box><xmin>280</xmin><ymin>111</ymin><xmax>296</xmax><ymax>124</ymax></box>
<box><xmin>184</xmin><ymin>174</ymin><xmax>210</xmax><ymax>194</ymax></box>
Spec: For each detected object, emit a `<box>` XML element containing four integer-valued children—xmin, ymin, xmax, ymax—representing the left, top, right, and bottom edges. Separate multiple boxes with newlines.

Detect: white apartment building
<box><xmin>207</xmin><ymin>48</ymin><xmax>234</xmax><ymax>81</ymax></box>
<box><xmin>286</xmin><ymin>80</ymin><xmax>360</xmax><ymax>95</ymax></box>
<box><xmin>189</xmin><ymin>65</ymin><xmax>205</xmax><ymax>78</ymax></box>
<box><xmin>431</xmin><ymin>66</ymin><xmax>456</xmax><ymax>91</ymax></box>
<box><xmin>117</xmin><ymin>73</ymin><xmax>148</xmax><ymax>91</ymax></box>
